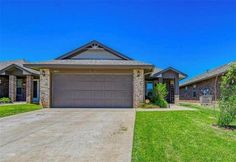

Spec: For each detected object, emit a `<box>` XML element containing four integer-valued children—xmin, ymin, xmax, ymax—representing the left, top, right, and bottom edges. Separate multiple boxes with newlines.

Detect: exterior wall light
<box><xmin>41</xmin><ymin>70</ymin><xmax>46</xmax><ymax>76</ymax></box>
<box><xmin>137</xmin><ymin>70</ymin><xmax>141</xmax><ymax>77</ymax></box>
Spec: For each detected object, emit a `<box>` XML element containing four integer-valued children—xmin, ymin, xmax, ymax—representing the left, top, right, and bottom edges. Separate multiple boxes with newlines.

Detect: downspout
<box><xmin>214</xmin><ymin>73</ymin><xmax>220</xmax><ymax>111</ymax></box>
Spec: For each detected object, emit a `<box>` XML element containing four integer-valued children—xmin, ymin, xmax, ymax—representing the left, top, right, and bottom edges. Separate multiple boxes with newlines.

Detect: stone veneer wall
<box><xmin>40</xmin><ymin>69</ymin><xmax>51</xmax><ymax>108</ymax></box>
<box><xmin>175</xmin><ymin>95</ymin><xmax>179</xmax><ymax>103</ymax></box>
<box><xmin>9</xmin><ymin>75</ymin><xmax>16</xmax><ymax>102</ymax></box>
<box><xmin>26</xmin><ymin>75</ymin><xmax>33</xmax><ymax>103</ymax></box>
<box><xmin>133</xmin><ymin>69</ymin><xmax>145</xmax><ymax>108</ymax></box>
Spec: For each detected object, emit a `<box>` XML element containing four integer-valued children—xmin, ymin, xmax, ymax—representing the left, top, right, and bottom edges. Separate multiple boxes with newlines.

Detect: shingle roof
<box><xmin>180</xmin><ymin>61</ymin><xmax>236</xmax><ymax>87</ymax></box>
<box><xmin>150</xmin><ymin>67</ymin><xmax>163</xmax><ymax>77</ymax></box>
<box><xmin>25</xmin><ymin>59</ymin><xmax>153</xmax><ymax>68</ymax></box>
<box><xmin>149</xmin><ymin>67</ymin><xmax>187</xmax><ymax>80</ymax></box>
<box><xmin>0</xmin><ymin>60</ymin><xmax>39</xmax><ymax>75</ymax></box>
<box><xmin>56</xmin><ymin>40</ymin><xmax>133</xmax><ymax>60</ymax></box>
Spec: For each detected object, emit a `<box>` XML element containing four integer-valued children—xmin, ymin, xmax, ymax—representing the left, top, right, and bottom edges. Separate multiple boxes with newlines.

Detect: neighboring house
<box><xmin>0</xmin><ymin>60</ymin><xmax>40</xmax><ymax>103</ymax></box>
<box><xmin>20</xmin><ymin>40</ymin><xmax>186</xmax><ymax>108</ymax></box>
<box><xmin>180</xmin><ymin>62</ymin><xmax>235</xmax><ymax>102</ymax></box>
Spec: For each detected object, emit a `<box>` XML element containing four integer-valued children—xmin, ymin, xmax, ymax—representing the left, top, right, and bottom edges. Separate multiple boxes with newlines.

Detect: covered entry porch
<box><xmin>145</xmin><ymin>67</ymin><xmax>187</xmax><ymax>104</ymax></box>
<box><xmin>0</xmin><ymin>61</ymin><xmax>40</xmax><ymax>103</ymax></box>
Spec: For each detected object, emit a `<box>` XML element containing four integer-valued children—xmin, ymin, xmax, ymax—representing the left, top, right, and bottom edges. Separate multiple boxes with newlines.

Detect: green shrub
<box><xmin>153</xmin><ymin>83</ymin><xmax>168</xmax><ymax>108</ymax></box>
<box><xmin>155</xmin><ymin>99</ymin><xmax>168</xmax><ymax>108</ymax></box>
<box><xmin>217</xmin><ymin>63</ymin><xmax>236</xmax><ymax>127</ymax></box>
<box><xmin>0</xmin><ymin>97</ymin><xmax>12</xmax><ymax>104</ymax></box>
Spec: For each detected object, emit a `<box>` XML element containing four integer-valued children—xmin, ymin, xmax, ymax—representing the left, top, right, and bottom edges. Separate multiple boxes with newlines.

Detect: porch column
<box><xmin>159</xmin><ymin>77</ymin><xmax>163</xmax><ymax>83</ymax></box>
<box><xmin>40</xmin><ymin>69</ymin><xmax>51</xmax><ymax>108</ymax></box>
<box><xmin>9</xmin><ymin>75</ymin><xmax>16</xmax><ymax>102</ymax></box>
<box><xmin>133</xmin><ymin>69</ymin><xmax>145</xmax><ymax>108</ymax></box>
<box><xmin>174</xmin><ymin>77</ymin><xmax>179</xmax><ymax>103</ymax></box>
<box><xmin>26</xmin><ymin>75</ymin><xmax>33</xmax><ymax>103</ymax></box>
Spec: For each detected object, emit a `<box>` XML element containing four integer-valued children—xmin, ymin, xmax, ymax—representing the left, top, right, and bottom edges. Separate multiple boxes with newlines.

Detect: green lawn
<box><xmin>178</xmin><ymin>102</ymin><xmax>219</xmax><ymax>110</ymax></box>
<box><xmin>132</xmin><ymin>105</ymin><xmax>236</xmax><ymax>162</ymax></box>
<box><xmin>0</xmin><ymin>104</ymin><xmax>42</xmax><ymax>117</ymax></box>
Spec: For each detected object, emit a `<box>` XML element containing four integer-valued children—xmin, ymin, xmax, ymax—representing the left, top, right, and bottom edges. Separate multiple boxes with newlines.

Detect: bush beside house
<box><xmin>140</xmin><ymin>83</ymin><xmax>168</xmax><ymax>108</ymax></box>
<box><xmin>153</xmin><ymin>83</ymin><xmax>168</xmax><ymax>108</ymax></box>
<box><xmin>218</xmin><ymin>63</ymin><xmax>236</xmax><ymax>127</ymax></box>
<box><xmin>0</xmin><ymin>97</ymin><xmax>11</xmax><ymax>104</ymax></box>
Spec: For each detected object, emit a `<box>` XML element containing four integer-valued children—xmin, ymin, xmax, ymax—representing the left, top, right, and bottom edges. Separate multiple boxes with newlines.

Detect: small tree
<box><xmin>217</xmin><ymin>63</ymin><xmax>236</xmax><ymax>127</ymax></box>
<box><xmin>153</xmin><ymin>83</ymin><xmax>168</xmax><ymax>108</ymax></box>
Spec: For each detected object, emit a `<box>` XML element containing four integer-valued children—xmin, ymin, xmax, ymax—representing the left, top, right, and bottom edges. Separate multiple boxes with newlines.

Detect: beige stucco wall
<box><xmin>133</xmin><ymin>69</ymin><xmax>145</xmax><ymax>108</ymax></box>
<box><xmin>40</xmin><ymin>69</ymin><xmax>51</xmax><ymax>108</ymax></box>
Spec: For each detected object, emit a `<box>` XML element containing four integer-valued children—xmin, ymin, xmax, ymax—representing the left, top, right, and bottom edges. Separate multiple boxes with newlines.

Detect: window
<box><xmin>185</xmin><ymin>86</ymin><xmax>188</xmax><ymax>91</ymax></box>
<box><xmin>16</xmin><ymin>79</ymin><xmax>23</xmax><ymax>88</ymax></box>
<box><xmin>192</xmin><ymin>85</ymin><xmax>197</xmax><ymax>97</ymax></box>
<box><xmin>146</xmin><ymin>82</ymin><xmax>154</xmax><ymax>98</ymax></box>
<box><xmin>33</xmin><ymin>81</ymin><xmax>38</xmax><ymax>98</ymax></box>
<box><xmin>193</xmin><ymin>91</ymin><xmax>197</xmax><ymax>97</ymax></box>
<box><xmin>146</xmin><ymin>82</ymin><xmax>153</xmax><ymax>93</ymax></box>
<box><xmin>16</xmin><ymin>79</ymin><xmax>23</xmax><ymax>95</ymax></box>
<box><xmin>202</xmin><ymin>88</ymin><xmax>210</xmax><ymax>95</ymax></box>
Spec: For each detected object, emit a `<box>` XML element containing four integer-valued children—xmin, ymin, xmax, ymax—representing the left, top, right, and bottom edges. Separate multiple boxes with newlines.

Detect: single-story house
<box><xmin>1</xmin><ymin>40</ymin><xmax>186</xmax><ymax>108</ymax></box>
<box><xmin>0</xmin><ymin>60</ymin><xmax>40</xmax><ymax>103</ymax></box>
<box><xmin>179</xmin><ymin>61</ymin><xmax>235</xmax><ymax>102</ymax></box>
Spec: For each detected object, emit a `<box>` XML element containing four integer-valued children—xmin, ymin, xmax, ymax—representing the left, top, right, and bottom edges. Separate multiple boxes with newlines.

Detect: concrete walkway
<box><xmin>136</xmin><ymin>104</ymin><xmax>196</xmax><ymax>111</ymax></box>
<box><xmin>0</xmin><ymin>108</ymin><xmax>135</xmax><ymax>162</ymax></box>
<box><xmin>0</xmin><ymin>102</ymin><xmax>27</xmax><ymax>106</ymax></box>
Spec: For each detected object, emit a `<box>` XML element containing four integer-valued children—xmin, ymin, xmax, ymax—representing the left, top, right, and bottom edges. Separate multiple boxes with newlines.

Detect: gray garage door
<box><xmin>52</xmin><ymin>73</ymin><xmax>133</xmax><ymax>108</ymax></box>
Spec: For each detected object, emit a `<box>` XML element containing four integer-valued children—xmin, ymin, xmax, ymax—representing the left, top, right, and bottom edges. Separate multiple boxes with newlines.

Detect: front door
<box><xmin>33</xmin><ymin>79</ymin><xmax>40</xmax><ymax>103</ymax></box>
<box><xmin>163</xmin><ymin>79</ymin><xmax>175</xmax><ymax>103</ymax></box>
<box><xmin>16</xmin><ymin>78</ymin><xmax>26</xmax><ymax>101</ymax></box>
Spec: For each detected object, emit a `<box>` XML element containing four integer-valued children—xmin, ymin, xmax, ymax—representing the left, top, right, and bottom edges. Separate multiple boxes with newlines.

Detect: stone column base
<box><xmin>40</xmin><ymin>69</ymin><xmax>51</xmax><ymax>108</ymax></box>
<box><xmin>175</xmin><ymin>95</ymin><xmax>179</xmax><ymax>104</ymax></box>
<box><xmin>133</xmin><ymin>69</ymin><xmax>145</xmax><ymax>108</ymax></box>
<box><xmin>26</xmin><ymin>75</ymin><xmax>33</xmax><ymax>103</ymax></box>
<box><xmin>9</xmin><ymin>75</ymin><xmax>16</xmax><ymax>102</ymax></box>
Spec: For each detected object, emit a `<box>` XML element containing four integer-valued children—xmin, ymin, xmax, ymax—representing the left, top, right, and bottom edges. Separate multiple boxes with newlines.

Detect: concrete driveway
<box><xmin>0</xmin><ymin>108</ymin><xmax>135</xmax><ymax>162</ymax></box>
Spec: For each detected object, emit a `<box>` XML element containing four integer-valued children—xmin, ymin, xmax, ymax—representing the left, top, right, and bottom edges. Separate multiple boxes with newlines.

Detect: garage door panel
<box><xmin>53</xmin><ymin>78</ymin><xmax>131</xmax><ymax>91</ymax></box>
<box><xmin>52</xmin><ymin>73</ymin><xmax>133</xmax><ymax>108</ymax></box>
<box><xmin>53</xmin><ymin>99</ymin><xmax>132</xmax><ymax>108</ymax></box>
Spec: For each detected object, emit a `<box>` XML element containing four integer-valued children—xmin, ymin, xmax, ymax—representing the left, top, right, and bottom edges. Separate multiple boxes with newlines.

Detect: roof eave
<box><xmin>0</xmin><ymin>64</ymin><xmax>39</xmax><ymax>76</ymax></box>
<box><xmin>180</xmin><ymin>72</ymin><xmax>225</xmax><ymax>87</ymax></box>
<box><xmin>24</xmin><ymin>64</ymin><xmax>154</xmax><ymax>70</ymax></box>
<box><xmin>150</xmin><ymin>67</ymin><xmax>187</xmax><ymax>79</ymax></box>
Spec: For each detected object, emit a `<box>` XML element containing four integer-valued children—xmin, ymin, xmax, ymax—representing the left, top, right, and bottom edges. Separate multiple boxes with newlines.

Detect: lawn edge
<box><xmin>0</xmin><ymin>108</ymin><xmax>44</xmax><ymax>120</ymax></box>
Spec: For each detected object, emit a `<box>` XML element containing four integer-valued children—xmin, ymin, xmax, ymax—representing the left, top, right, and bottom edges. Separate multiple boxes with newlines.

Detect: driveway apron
<box><xmin>0</xmin><ymin>108</ymin><xmax>135</xmax><ymax>162</ymax></box>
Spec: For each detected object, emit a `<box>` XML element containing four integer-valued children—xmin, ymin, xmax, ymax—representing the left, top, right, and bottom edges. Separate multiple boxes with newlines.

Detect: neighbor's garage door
<box><xmin>52</xmin><ymin>73</ymin><xmax>133</xmax><ymax>108</ymax></box>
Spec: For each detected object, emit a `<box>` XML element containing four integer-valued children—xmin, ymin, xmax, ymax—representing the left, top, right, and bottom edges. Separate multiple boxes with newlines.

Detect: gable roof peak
<box><xmin>55</xmin><ymin>40</ymin><xmax>133</xmax><ymax>60</ymax></box>
<box><xmin>0</xmin><ymin>59</ymin><xmax>39</xmax><ymax>75</ymax></box>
